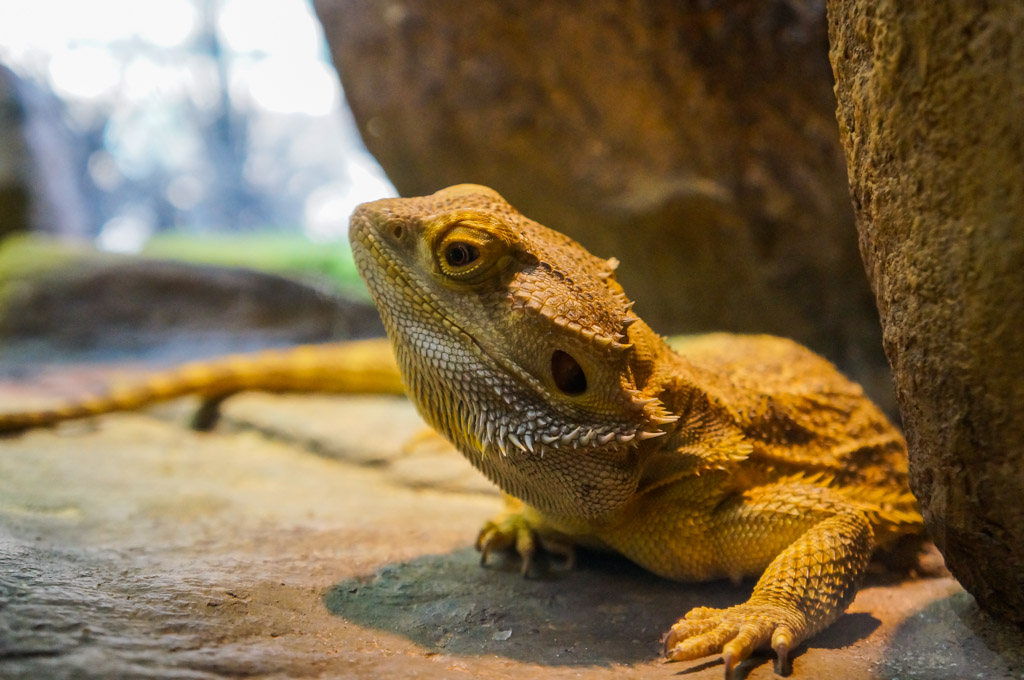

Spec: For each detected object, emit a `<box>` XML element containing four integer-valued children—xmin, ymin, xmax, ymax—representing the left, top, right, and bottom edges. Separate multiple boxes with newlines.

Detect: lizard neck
<box><xmin>622</xmin><ymin>319</ymin><xmax>701</xmax><ymax>411</ymax></box>
<box><xmin>623</xmin><ymin>321</ymin><xmax>751</xmax><ymax>482</ymax></box>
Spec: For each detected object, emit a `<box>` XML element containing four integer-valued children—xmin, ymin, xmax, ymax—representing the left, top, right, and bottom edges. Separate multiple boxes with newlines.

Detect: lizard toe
<box><xmin>665</xmin><ymin>620</ymin><xmax>735</xmax><ymax>661</ymax></box>
<box><xmin>516</xmin><ymin>529</ymin><xmax>537</xmax><ymax>577</ymax></box>
<box><xmin>475</xmin><ymin>520</ymin><xmax>514</xmax><ymax>566</ymax></box>
<box><xmin>538</xmin><ymin>535</ymin><xmax>575</xmax><ymax>571</ymax></box>
<box><xmin>721</xmin><ymin>620</ymin><xmax>773</xmax><ymax>673</ymax></box>
<box><xmin>772</xmin><ymin>627</ymin><xmax>794</xmax><ymax>676</ymax></box>
<box><xmin>664</xmin><ymin>617</ymin><xmax>717</xmax><ymax>652</ymax></box>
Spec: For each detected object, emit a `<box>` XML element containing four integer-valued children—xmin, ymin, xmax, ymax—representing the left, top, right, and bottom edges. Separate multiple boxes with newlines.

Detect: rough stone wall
<box><xmin>314</xmin><ymin>0</ymin><xmax>894</xmax><ymax>410</ymax></box>
<box><xmin>829</xmin><ymin>2</ymin><xmax>1024</xmax><ymax>622</ymax></box>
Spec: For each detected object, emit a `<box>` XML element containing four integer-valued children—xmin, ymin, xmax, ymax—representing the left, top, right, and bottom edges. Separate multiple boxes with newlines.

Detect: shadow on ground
<box><xmin>323</xmin><ymin>545</ymin><xmax>884</xmax><ymax>671</ymax></box>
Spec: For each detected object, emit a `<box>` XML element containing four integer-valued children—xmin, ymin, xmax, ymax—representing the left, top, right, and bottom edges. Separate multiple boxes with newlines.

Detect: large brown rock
<box><xmin>829</xmin><ymin>2</ymin><xmax>1024</xmax><ymax>622</ymax></box>
<box><xmin>0</xmin><ymin>242</ymin><xmax>384</xmax><ymax>366</ymax></box>
<box><xmin>315</xmin><ymin>0</ymin><xmax>894</xmax><ymax>409</ymax></box>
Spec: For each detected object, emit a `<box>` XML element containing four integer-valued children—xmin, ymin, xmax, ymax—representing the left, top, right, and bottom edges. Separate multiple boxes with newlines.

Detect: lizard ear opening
<box><xmin>551</xmin><ymin>350</ymin><xmax>587</xmax><ymax>396</ymax></box>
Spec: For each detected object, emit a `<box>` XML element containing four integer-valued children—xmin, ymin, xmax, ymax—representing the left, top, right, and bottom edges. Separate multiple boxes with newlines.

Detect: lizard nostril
<box><xmin>384</xmin><ymin>220</ymin><xmax>405</xmax><ymax>241</ymax></box>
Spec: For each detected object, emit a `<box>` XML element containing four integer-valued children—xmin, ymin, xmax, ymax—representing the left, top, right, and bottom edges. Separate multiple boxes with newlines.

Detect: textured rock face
<box><xmin>314</xmin><ymin>0</ymin><xmax>894</xmax><ymax>410</ymax></box>
<box><xmin>829</xmin><ymin>2</ymin><xmax>1024</xmax><ymax>622</ymax></box>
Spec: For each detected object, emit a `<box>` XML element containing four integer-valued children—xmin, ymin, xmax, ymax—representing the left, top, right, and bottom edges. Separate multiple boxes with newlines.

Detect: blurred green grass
<box><xmin>0</xmin><ymin>232</ymin><xmax>369</xmax><ymax>298</ymax></box>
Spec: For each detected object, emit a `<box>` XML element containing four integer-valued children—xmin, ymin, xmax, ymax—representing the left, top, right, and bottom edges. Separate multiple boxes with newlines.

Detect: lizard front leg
<box><xmin>476</xmin><ymin>495</ymin><xmax>577</xmax><ymax>576</ymax></box>
<box><xmin>660</xmin><ymin>483</ymin><xmax>874</xmax><ymax>676</ymax></box>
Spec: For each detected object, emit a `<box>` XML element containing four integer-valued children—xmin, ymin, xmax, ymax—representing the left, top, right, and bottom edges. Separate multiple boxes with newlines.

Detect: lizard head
<box><xmin>350</xmin><ymin>184</ymin><xmax>677</xmax><ymax>519</ymax></box>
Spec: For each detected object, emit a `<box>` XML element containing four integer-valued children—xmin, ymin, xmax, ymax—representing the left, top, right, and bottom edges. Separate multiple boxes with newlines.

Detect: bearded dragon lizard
<box><xmin>348</xmin><ymin>184</ymin><xmax>921</xmax><ymax>676</ymax></box>
<box><xmin>0</xmin><ymin>184</ymin><xmax>921</xmax><ymax>676</ymax></box>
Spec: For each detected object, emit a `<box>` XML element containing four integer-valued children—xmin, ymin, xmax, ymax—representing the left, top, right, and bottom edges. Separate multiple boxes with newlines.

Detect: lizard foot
<box><xmin>664</xmin><ymin>602</ymin><xmax>802</xmax><ymax>677</ymax></box>
<box><xmin>475</xmin><ymin>513</ymin><xmax>575</xmax><ymax>578</ymax></box>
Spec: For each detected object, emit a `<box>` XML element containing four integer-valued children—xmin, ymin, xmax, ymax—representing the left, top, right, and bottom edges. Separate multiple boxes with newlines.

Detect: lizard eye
<box><xmin>551</xmin><ymin>350</ymin><xmax>587</xmax><ymax>395</ymax></box>
<box><xmin>435</xmin><ymin>219</ymin><xmax>513</xmax><ymax>284</ymax></box>
<box><xmin>444</xmin><ymin>242</ymin><xmax>479</xmax><ymax>269</ymax></box>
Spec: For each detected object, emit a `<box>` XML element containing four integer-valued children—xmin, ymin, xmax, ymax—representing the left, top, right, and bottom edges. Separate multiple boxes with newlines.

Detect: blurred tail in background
<box><xmin>0</xmin><ymin>338</ymin><xmax>404</xmax><ymax>434</ymax></box>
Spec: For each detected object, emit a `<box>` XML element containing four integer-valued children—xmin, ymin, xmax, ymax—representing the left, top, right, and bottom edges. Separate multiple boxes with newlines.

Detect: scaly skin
<box><xmin>0</xmin><ymin>339</ymin><xmax>403</xmax><ymax>433</ymax></box>
<box><xmin>349</xmin><ymin>184</ymin><xmax>921</xmax><ymax>676</ymax></box>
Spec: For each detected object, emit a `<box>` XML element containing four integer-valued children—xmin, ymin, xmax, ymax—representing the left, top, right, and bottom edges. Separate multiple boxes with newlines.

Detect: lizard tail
<box><xmin>0</xmin><ymin>338</ymin><xmax>404</xmax><ymax>434</ymax></box>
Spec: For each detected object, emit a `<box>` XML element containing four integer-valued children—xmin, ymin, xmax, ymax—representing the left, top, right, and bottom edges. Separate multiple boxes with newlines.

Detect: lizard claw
<box><xmin>722</xmin><ymin>650</ymin><xmax>736</xmax><ymax>679</ymax></box>
<box><xmin>773</xmin><ymin>641</ymin><xmax>790</xmax><ymax>676</ymax></box>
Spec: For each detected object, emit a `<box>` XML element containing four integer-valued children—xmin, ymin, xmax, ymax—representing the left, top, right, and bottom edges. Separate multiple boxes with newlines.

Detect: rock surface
<box><xmin>829</xmin><ymin>2</ymin><xmax>1024</xmax><ymax>623</ymax></box>
<box><xmin>313</xmin><ymin>0</ymin><xmax>895</xmax><ymax>411</ymax></box>
<box><xmin>1</xmin><ymin>366</ymin><xmax>1022</xmax><ymax>679</ymax></box>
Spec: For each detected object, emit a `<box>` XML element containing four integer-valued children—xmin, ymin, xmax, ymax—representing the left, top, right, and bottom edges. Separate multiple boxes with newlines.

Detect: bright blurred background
<box><xmin>0</xmin><ymin>0</ymin><xmax>396</xmax><ymax>252</ymax></box>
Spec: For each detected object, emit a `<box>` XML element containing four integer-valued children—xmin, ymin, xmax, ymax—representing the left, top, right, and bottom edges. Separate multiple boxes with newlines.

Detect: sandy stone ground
<box><xmin>1</xmin><ymin>368</ymin><xmax>1022</xmax><ymax>679</ymax></box>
